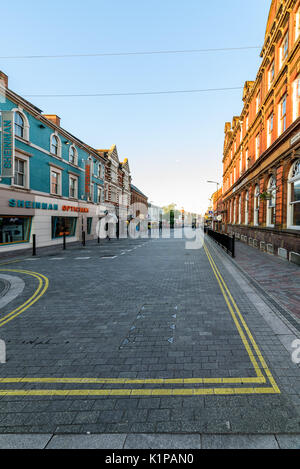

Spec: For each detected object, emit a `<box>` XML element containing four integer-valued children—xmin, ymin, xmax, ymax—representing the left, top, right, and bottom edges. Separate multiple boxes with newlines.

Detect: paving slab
<box><xmin>202</xmin><ymin>434</ymin><xmax>279</xmax><ymax>449</ymax></box>
<box><xmin>0</xmin><ymin>434</ymin><xmax>52</xmax><ymax>449</ymax></box>
<box><xmin>46</xmin><ymin>433</ymin><xmax>126</xmax><ymax>449</ymax></box>
<box><xmin>124</xmin><ymin>433</ymin><xmax>201</xmax><ymax>449</ymax></box>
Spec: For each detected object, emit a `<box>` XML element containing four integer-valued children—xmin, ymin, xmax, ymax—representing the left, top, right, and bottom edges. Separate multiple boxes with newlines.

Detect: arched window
<box><xmin>245</xmin><ymin>191</ymin><xmax>249</xmax><ymax>225</ymax></box>
<box><xmin>69</xmin><ymin>145</ymin><xmax>77</xmax><ymax>165</ymax></box>
<box><xmin>266</xmin><ymin>175</ymin><xmax>276</xmax><ymax>227</ymax></box>
<box><xmin>50</xmin><ymin>134</ymin><xmax>61</xmax><ymax>157</ymax></box>
<box><xmin>233</xmin><ymin>198</ymin><xmax>236</xmax><ymax>224</ymax></box>
<box><xmin>287</xmin><ymin>159</ymin><xmax>300</xmax><ymax>228</ymax></box>
<box><xmin>254</xmin><ymin>185</ymin><xmax>260</xmax><ymax>226</ymax></box>
<box><xmin>15</xmin><ymin>112</ymin><xmax>24</xmax><ymax>138</ymax></box>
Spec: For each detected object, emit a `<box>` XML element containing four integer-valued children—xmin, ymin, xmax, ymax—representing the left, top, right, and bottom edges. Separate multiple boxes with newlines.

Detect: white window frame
<box><xmin>238</xmin><ymin>195</ymin><xmax>242</xmax><ymax>225</ymax></box>
<box><xmin>267</xmin><ymin>113</ymin><xmax>274</xmax><ymax>148</ymax></box>
<box><xmin>287</xmin><ymin>159</ymin><xmax>300</xmax><ymax>229</ymax></box>
<box><xmin>278</xmin><ymin>94</ymin><xmax>287</xmax><ymax>135</ymax></box>
<box><xmin>292</xmin><ymin>75</ymin><xmax>300</xmax><ymax>122</ymax></box>
<box><xmin>50</xmin><ymin>133</ymin><xmax>62</xmax><ymax>158</ymax></box>
<box><xmin>279</xmin><ymin>31</ymin><xmax>289</xmax><ymax>69</ymax></box>
<box><xmin>69</xmin><ymin>145</ymin><xmax>78</xmax><ymax>166</ymax></box>
<box><xmin>245</xmin><ymin>191</ymin><xmax>249</xmax><ymax>225</ymax></box>
<box><xmin>69</xmin><ymin>175</ymin><xmax>78</xmax><ymax>199</ymax></box>
<box><xmin>13</xmin><ymin>109</ymin><xmax>30</xmax><ymax>141</ymax></box>
<box><xmin>13</xmin><ymin>154</ymin><xmax>29</xmax><ymax>189</ymax></box>
<box><xmin>50</xmin><ymin>166</ymin><xmax>62</xmax><ymax>196</ymax></box>
<box><xmin>96</xmin><ymin>185</ymin><xmax>103</xmax><ymax>204</ymax></box>
<box><xmin>254</xmin><ymin>185</ymin><xmax>260</xmax><ymax>226</ymax></box>
<box><xmin>266</xmin><ymin>176</ymin><xmax>276</xmax><ymax>227</ymax></box>
<box><xmin>296</xmin><ymin>6</ymin><xmax>300</xmax><ymax>42</ymax></box>
<box><xmin>255</xmin><ymin>133</ymin><xmax>260</xmax><ymax>160</ymax></box>
<box><xmin>268</xmin><ymin>60</ymin><xmax>275</xmax><ymax>90</ymax></box>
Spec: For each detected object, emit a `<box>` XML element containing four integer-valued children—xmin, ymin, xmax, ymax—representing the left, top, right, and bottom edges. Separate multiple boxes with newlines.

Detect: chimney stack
<box><xmin>43</xmin><ymin>114</ymin><xmax>61</xmax><ymax>127</ymax></box>
<box><xmin>0</xmin><ymin>71</ymin><xmax>8</xmax><ymax>89</ymax></box>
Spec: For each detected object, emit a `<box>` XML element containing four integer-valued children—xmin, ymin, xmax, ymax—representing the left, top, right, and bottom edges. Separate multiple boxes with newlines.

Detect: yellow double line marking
<box><xmin>0</xmin><ymin>245</ymin><xmax>280</xmax><ymax>396</ymax></box>
<box><xmin>203</xmin><ymin>243</ymin><xmax>280</xmax><ymax>394</ymax></box>
<box><xmin>0</xmin><ymin>269</ymin><xmax>49</xmax><ymax>328</ymax></box>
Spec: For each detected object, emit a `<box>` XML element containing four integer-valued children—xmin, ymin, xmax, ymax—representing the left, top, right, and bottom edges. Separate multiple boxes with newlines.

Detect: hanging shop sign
<box><xmin>85</xmin><ymin>160</ymin><xmax>92</xmax><ymax>199</ymax></box>
<box><xmin>1</xmin><ymin>111</ymin><xmax>15</xmax><ymax>179</ymax></box>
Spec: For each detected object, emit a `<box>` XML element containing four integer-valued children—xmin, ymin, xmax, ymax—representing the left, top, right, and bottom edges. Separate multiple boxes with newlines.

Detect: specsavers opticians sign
<box><xmin>1</xmin><ymin>111</ymin><xmax>15</xmax><ymax>178</ymax></box>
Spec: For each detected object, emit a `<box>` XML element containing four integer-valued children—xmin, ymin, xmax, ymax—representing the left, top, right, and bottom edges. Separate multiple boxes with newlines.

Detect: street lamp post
<box><xmin>207</xmin><ymin>180</ymin><xmax>221</xmax><ymax>231</ymax></box>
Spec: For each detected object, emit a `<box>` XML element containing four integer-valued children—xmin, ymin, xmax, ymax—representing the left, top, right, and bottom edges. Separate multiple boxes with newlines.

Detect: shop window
<box><xmin>267</xmin><ymin>176</ymin><xmax>277</xmax><ymax>227</ymax></box>
<box><xmin>87</xmin><ymin>217</ymin><xmax>93</xmax><ymax>235</ymax></box>
<box><xmin>245</xmin><ymin>191</ymin><xmax>249</xmax><ymax>225</ymax></box>
<box><xmin>287</xmin><ymin>159</ymin><xmax>300</xmax><ymax>228</ymax></box>
<box><xmin>254</xmin><ymin>185</ymin><xmax>260</xmax><ymax>226</ymax></box>
<box><xmin>51</xmin><ymin>216</ymin><xmax>77</xmax><ymax>239</ymax></box>
<box><xmin>0</xmin><ymin>216</ymin><xmax>32</xmax><ymax>245</ymax></box>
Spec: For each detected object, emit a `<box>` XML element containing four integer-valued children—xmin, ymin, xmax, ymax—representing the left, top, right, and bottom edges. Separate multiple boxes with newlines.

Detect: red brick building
<box><xmin>222</xmin><ymin>0</ymin><xmax>300</xmax><ymax>263</ymax></box>
<box><xmin>130</xmin><ymin>184</ymin><xmax>148</xmax><ymax>219</ymax></box>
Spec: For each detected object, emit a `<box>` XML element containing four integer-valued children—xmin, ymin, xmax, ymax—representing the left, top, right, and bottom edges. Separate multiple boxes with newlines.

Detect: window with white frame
<box><xmin>278</xmin><ymin>94</ymin><xmax>287</xmax><ymax>135</ymax></box>
<box><xmin>256</xmin><ymin>91</ymin><xmax>261</xmax><ymax>113</ymax></box>
<box><xmin>287</xmin><ymin>159</ymin><xmax>300</xmax><ymax>228</ymax></box>
<box><xmin>245</xmin><ymin>191</ymin><xmax>249</xmax><ymax>225</ymax></box>
<box><xmin>69</xmin><ymin>146</ymin><xmax>78</xmax><ymax>165</ymax></box>
<box><xmin>246</xmin><ymin>115</ymin><xmax>249</xmax><ymax>131</ymax></box>
<box><xmin>296</xmin><ymin>6</ymin><xmax>300</xmax><ymax>42</ymax></box>
<box><xmin>98</xmin><ymin>164</ymin><xmax>103</xmax><ymax>179</ymax></box>
<box><xmin>50</xmin><ymin>169</ymin><xmax>61</xmax><ymax>195</ymax></box>
<box><xmin>14</xmin><ymin>158</ymin><xmax>26</xmax><ymax>187</ymax></box>
<box><xmin>255</xmin><ymin>133</ymin><xmax>260</xmax><ymax>160</ymax></box>
<box><xmin>267</xmin><ymin>113</ymin><xmax>274</xmax><ymax>148</ymax></box>
<box><xmin>111</xmin><ymin>189</ymin><xmax>117</xmax><ymax>203</ymax></box>
<box><xmin>234</xmin><ymin>166</ymin><xmax>236</xmax><ymax>183</ymax></box>
<box><xmin>268</xmin><ymin>60</ymin><xmax>275</xmax><ymax>90</ymax></box>
<box><xmin>97</xmin><ymin>185</ymin><xmax>103</xmax><ymax>204</ymax></box>
<box><xmin>266</xmin><ymin>175</ymin><xmax>276</xmax><ymax>227</ymax></box>
<box><xmin>280</xmin><ymin>31</ymin><xmax>289</xmax><ymax>68</ymax></box>
<box><xmin>238</xmin><ymin>195</ymin><xmax>242</xmax><ymax>224</ymax></box>
<box><xmin>15</xmin><ymin>112</ymin><xmax>25</xmax><ymax>139</ymax></box>
<box><xmin>50</xmin><ymin>135</ymin><xmax>61</xmax><ymax>157</ymax></box>
<box><xmin>240</xmin><ymin>123</ymin><xmax>243</xmax><ymax>143</ymax></box>
<box><xmin>69</xmin><ymin>176</ymin><xmax>78</xmax><ymax>199</ymax></box>
<box><xmin>110</xmin><ymin>164</ymin><xmax>118</xmax><ymax>183</ymax></box>
<box><xmin>292</xmin><ymin>74</ymin><xmax>300</xmax><ymax>122</ymax></box>
<box><xmin>233</xmin><ymin>198</ymin><xmax>236</xmax><ymax>224</ymax></box>
<box><xmin>239</xmin><ymin>154</ymin><xmax>242</xmax><ymax>176</ymax></box>
<box><xmin>254</xmin><ymin>184</ymin><xmax>260</xmax><ymax>226</ymax></box>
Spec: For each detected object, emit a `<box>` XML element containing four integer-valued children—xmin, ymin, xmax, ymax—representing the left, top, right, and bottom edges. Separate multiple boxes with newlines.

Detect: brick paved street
<box><xmin>233</xmin><ymin>241</ymin><xmax>300</xmax><ymax>321</ymax></box>
<box><xmin>0</xmin><ymin>231</ymin><xmax>299</xmax><ymax>441</ymax></box>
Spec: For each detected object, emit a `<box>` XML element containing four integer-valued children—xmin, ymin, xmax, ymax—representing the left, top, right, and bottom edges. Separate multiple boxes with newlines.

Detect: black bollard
<box><xmin>32</xmin><ymin>234</ymin><xmax>36</xmax><ymax>256</ymax></box>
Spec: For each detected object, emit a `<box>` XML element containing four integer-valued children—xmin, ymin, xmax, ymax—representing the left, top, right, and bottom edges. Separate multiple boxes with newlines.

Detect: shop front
<box><xmin>0</xmin><ymin>188</ymin><xmax>97</xmax><ymax>253</ymax></box>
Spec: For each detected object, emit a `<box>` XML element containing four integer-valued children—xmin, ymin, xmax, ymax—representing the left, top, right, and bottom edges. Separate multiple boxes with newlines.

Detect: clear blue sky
<box><xmin>1</xmin><ymin>0</ymin><xmax>271</xmax><ymax>213</ymax></box>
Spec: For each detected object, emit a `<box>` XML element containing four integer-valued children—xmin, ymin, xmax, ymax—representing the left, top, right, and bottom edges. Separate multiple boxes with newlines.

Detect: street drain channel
<box><xmin>120</xmin><ymin>304</ymin><xmax>178</xmax><ymax>349</ymax></box>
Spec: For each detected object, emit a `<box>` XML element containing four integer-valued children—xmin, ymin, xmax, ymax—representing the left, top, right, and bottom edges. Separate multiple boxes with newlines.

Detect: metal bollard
<box><xmin>63</xmin><ymin>232</ymin><xmax>66</xmax><ymax>250</ymax></box>
<box><xmin>82</xmin><ymin>231</ymin><xmax>86</xmax><ymax>247</ymax></box>
<box><xmin>32</xmin><ymin>234</ymin><xmax>36</xmax><ymax>256</ymax></box>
